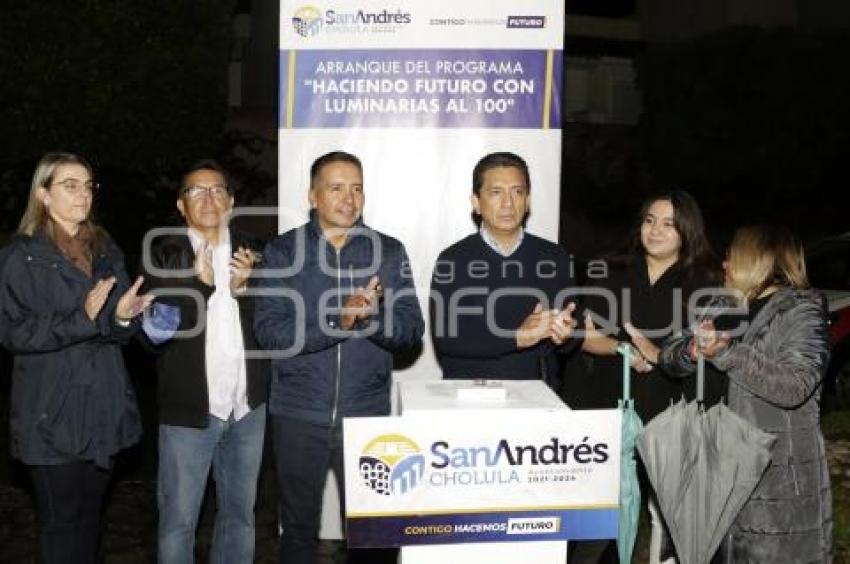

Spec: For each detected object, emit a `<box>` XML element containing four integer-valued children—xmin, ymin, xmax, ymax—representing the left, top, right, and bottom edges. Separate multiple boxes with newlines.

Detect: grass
<box><xmin>824</xmin><ymin>400</ymin><xmax>850</xmax><ymax>563</ymax></box>
<box><xmin>835</xmin><ymin>479</ymin><xmax>850</xmax><ymax>564</ymax></box>
<box><xmin>824</xmin><ymin>408</ymin><xmax>850</xmax><ymax>440</ymax></box>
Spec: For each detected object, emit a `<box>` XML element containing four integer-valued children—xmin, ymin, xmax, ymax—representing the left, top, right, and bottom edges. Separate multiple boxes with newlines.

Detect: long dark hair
<box><xmin>613</xmin><ymin>191</ymin><xmax>720</xmax><ymax>286</ymax></box>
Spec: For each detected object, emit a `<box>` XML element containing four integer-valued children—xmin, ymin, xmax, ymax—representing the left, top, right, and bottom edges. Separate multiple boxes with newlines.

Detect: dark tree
<box><xmin>636</xmin><ymin>27</ymin><xmax>850</xmax><ymax>239</ymax></box>
<box><xmin>0</xmin><ymin>1</ymin><xmax>242</xmax><ymax>249</ymax></box>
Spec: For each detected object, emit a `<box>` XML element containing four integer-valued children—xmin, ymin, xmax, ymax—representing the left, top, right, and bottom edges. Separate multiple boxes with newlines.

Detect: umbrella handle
<box><xmin>617</xmin><ymin>342</ymin><xmax>632</xmax><ymax>401</ymax></box>
<box><xmin>697</xmin><ymin>352</ymin><xmax>705</xmax><ymax>404</ymax></box>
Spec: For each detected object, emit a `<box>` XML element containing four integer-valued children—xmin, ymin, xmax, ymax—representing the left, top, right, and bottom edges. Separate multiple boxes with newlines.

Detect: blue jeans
<box><xmin>158</xmin><ymin>405</ymin><xmax>266</xmax><ymax>564</ymax></box>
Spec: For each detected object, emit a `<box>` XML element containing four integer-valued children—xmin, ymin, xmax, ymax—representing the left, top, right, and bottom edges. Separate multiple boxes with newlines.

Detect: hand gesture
<box><xmin>340</xmin><ymin>276</ymin><xmax>383</xmax><ymax>330</ymax></box>
<box><xmin>624</xmin><ymin>322</ymin><xmax>661</xmax><ymax>365</ymax></box>
<box><xmin>115</xmin><ymin>276</ymin><xmax>154</xmax><ymax>321</ymax></box>
<box><xmin>583</xmin><ymin>315</ymin><xmax>652</xmax><ymax>372</ymax></box>
<box><xmin>230</xmin><ymin>246</ymin><xmax>259</xmax><ymax>294</ymax></box>
<box><xmin>626</xmin><ymin>343</ymin><xmax>654</xmax><ymax>373</ymax></box>
<box><xmin>549</xmin><ymin>302</ymin><xmax>578</xmax><ymax>345</ymax></box>
<box><xmin>517</xmin><ymin>303</ymin><xmax>549</xmax><ymax>348</ymax></box>
<box><xmin>195</xmin><ymin>242</ymin><xmax>214</xmax><ymax>286</ymax></box>
<box><xmin>690</xmin><ymin>319</ymin><xmax>731</xmax><ymax>359</ymax></box>
<box><xmin>85</xmin><ymin>277</ymin><xmax>117</xmax><ymax>321</ymax></box>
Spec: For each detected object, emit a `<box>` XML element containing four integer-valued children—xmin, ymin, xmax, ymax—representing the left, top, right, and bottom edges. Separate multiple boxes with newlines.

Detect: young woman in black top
<box><xmin>576</xmin><ymin>191</ymin><xmax>724</xmax><ymax>417</ymax></box>
<box><xmin>565</xmin><ymin>191</ymin><xmax>723</xmax><ymax>564</ymax></box>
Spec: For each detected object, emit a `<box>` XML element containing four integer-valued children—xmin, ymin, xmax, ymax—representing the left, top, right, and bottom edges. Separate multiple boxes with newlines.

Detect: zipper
<box><xmin>330</xmin><ymin>248</ymin><xmax>342</xmax><ymax>427</ymax></box>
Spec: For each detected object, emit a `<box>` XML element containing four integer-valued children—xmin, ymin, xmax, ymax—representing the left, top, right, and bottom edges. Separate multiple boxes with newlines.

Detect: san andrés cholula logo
<box><xmin>293</xmin><ymin>5</ymin><xmax>412</xmax><ymax>37</ymax></box>
<box><xmin>292</xmin><ymin>6</ymin><xmax>323</xmax><ymax>37</ymax></box>
<box><xmin>359</xmin><ymin>434</ymin><xmax>425</xmax><ymax>496</ymax></box>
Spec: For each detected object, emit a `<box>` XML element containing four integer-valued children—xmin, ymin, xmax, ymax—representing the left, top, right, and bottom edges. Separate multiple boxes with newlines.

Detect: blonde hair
<box><xmin>726</xmin><ymin>225</ymin><xmax>809</xmax><ymax>301</ymax></box>
<box><xmin>17</xmin><ymin>152</ymin><xmax>104</xmax><ymax>247</ymax></box>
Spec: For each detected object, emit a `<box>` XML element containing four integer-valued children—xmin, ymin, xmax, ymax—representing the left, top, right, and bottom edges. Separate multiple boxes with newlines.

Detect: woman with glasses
<box><xmin>660</xmin><ymin>225</ymin><xmax>832</xmax><ymax>562</ymax></box>
<box><xmin>0</xmin><ymin>152</ymin><xmax>152</xmax><ymax>563</ymax></box>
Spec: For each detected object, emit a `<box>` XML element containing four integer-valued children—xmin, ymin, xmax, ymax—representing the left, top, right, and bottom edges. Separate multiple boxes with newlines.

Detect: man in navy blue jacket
<box><xmin>254</xmin><ymin>151</ymin><xmax>424</xmax><ymax>564</ymax></box>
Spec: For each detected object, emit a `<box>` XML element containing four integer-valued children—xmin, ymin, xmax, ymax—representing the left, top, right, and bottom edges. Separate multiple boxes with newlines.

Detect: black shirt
<box><xmin>562</xmin><ymin>254</ymin><xmax>726</xmax><ymax>420</ymax></box>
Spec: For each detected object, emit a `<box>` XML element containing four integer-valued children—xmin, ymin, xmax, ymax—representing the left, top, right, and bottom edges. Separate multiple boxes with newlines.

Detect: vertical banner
<box><xmin>278</xmin><ymin>0</ymin><xmax>565</xmax><ymax>381</ymax></box>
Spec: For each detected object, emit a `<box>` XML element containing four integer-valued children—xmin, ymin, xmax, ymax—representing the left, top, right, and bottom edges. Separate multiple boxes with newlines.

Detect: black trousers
<box><xmin>271</xmin><ymin>415</ymin><xmax>396</xmax><ymax>564</ymax></box>
<box><xmin>29</xmin><ymin>461</ymin><xmax>111</xmax><ymax>564</ymax></box>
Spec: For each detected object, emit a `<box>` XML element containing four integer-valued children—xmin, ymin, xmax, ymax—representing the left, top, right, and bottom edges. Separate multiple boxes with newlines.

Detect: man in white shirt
<box><xmin>142</xmin><ymin>160</ymin><xmax>268</xmax><ymax>564</ymax></box>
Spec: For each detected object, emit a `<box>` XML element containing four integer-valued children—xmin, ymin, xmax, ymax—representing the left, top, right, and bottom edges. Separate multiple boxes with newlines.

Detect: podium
<box><xmin>398</xmin><ymin>380</ymin><xmax>569</xmax><ymax>564</ymax></box>
<box><xmin>343</xmin><ymin>380</ymin><xmax>622</xmax><ymax>564</ymax></box>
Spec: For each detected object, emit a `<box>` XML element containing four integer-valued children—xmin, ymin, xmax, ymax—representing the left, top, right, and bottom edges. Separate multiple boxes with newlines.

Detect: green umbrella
<box><xmin>616</xmin><ymin>344</ymin><xmax>643</xmax><ymax>564</ymax></box>
<box><xmin>636</xmin><ymin>354</ymin><xmax>776</xmax><ymax>564</ymax></box>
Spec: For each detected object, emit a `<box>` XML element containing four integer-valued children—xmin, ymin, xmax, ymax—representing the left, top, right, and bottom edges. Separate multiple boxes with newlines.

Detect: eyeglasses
<box><xmin>181</xmin><ymin>184</ymin><xmax>230</xmax><ymax>199</ymax></box>
<box><xmin>50</xmin><ymin>179</ymin><xmax>99</xmax><ymax>195</ymax></box>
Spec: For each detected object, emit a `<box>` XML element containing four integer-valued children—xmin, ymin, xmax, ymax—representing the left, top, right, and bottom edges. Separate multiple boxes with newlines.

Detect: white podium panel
<box><xmin>343</xmin><ymin>380</ymin><xmax>621</xmax><ymax>564</ymax></box>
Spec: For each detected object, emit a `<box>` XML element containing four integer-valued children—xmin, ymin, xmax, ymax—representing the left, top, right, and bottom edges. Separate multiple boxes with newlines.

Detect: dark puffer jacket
<box><xmin>661</xmin><ymin>288</ymin><xmax>832</xmax><ymax>563</ymax></box>
<box><xmin>0</xmin><ymin>233</ymin><xmax>142</xmax><ymax>468</ymax></box>
<box><xmin>254</xmin><ymin>211</ymin><xmax>424</xmax><ymax>426</ymax></box>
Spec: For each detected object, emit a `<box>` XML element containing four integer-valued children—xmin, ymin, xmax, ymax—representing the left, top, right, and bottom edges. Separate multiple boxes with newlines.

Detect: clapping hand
<box><xmin>85</xmin><ymin>275</ymin><xmax>153</xmax><ymax>322</ymax></box>
<box><xmin>624</xmin><ymin>322</ymin><xmax>661</xmax><ymax>368</ymax></box>
<box><xmin>85</xmin><ymin>277</ymin><xmax>117</xmax><ymax>321</ymax></box>
<box><xmin>550</xmin><ymin>302</ymin><xmax>578</xmax><ymax>345</ymax></box>
<box><xmin>115</xmin><ymin>276</ymin><xmax>154</xmax><ymax>321</ymax></box>
<box><xmin>340</xmin><ymin>276</ymin><xmax>383</xmax><ymax>330</ymax></box>
<box><xmin>230</xmin><ymin>246</ymin><xmax>259</xmax><ymax>293</ymax></box>
<box><xmin>516</xmin><ymin>302</ymin><xmax>578</xmax><ymax>348</ymax></box>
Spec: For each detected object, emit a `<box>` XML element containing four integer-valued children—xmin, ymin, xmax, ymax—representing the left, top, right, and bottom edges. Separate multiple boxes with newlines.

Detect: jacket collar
<box><xmin>187</xmin><ymin>227</ymin><xmax>231</xmax><ymax>253</ymax></box>
<box><xmin>22</xmin><ymin>232</ymin><xmax>113</xmax><ymax>280</ymax></box>
<box><xmin>167</xmin><ymin>227</ymin><xmax>252</xmax><ymax>253</ymax></box>
<box><xmin>24</xmin><ymin>232</ymin><xmax>94</xmax><ymax>262</ymax></box>
<box><xmin>21</xmin><ymin>232</ymin><xmax>58</xmax><ymax>259</ymax></box>
<box><xmin>746</xmin><ymin>286</ymin><xmax>821</xmax><ymax>333</ymax></box>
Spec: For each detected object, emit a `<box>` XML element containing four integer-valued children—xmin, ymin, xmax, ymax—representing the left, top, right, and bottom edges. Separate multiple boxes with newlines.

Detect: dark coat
<box><xmin>661</xmin><ymin>288</ymin><xmax>832</xmax><ymax>562</ymax></box>
<box><xmin>0</xmin><ymin>233</ymin><xmax>142</xmax><ymax>468</ymax></box>
<box><xmin>254</xmin><ymin>211</ymin><xmax>425</xmax><ymax>427</ymax></box>
<box><xmin>140</xmin><ymin>231</ymin><xmax>269</xmax><ymax>428</ymax></box>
